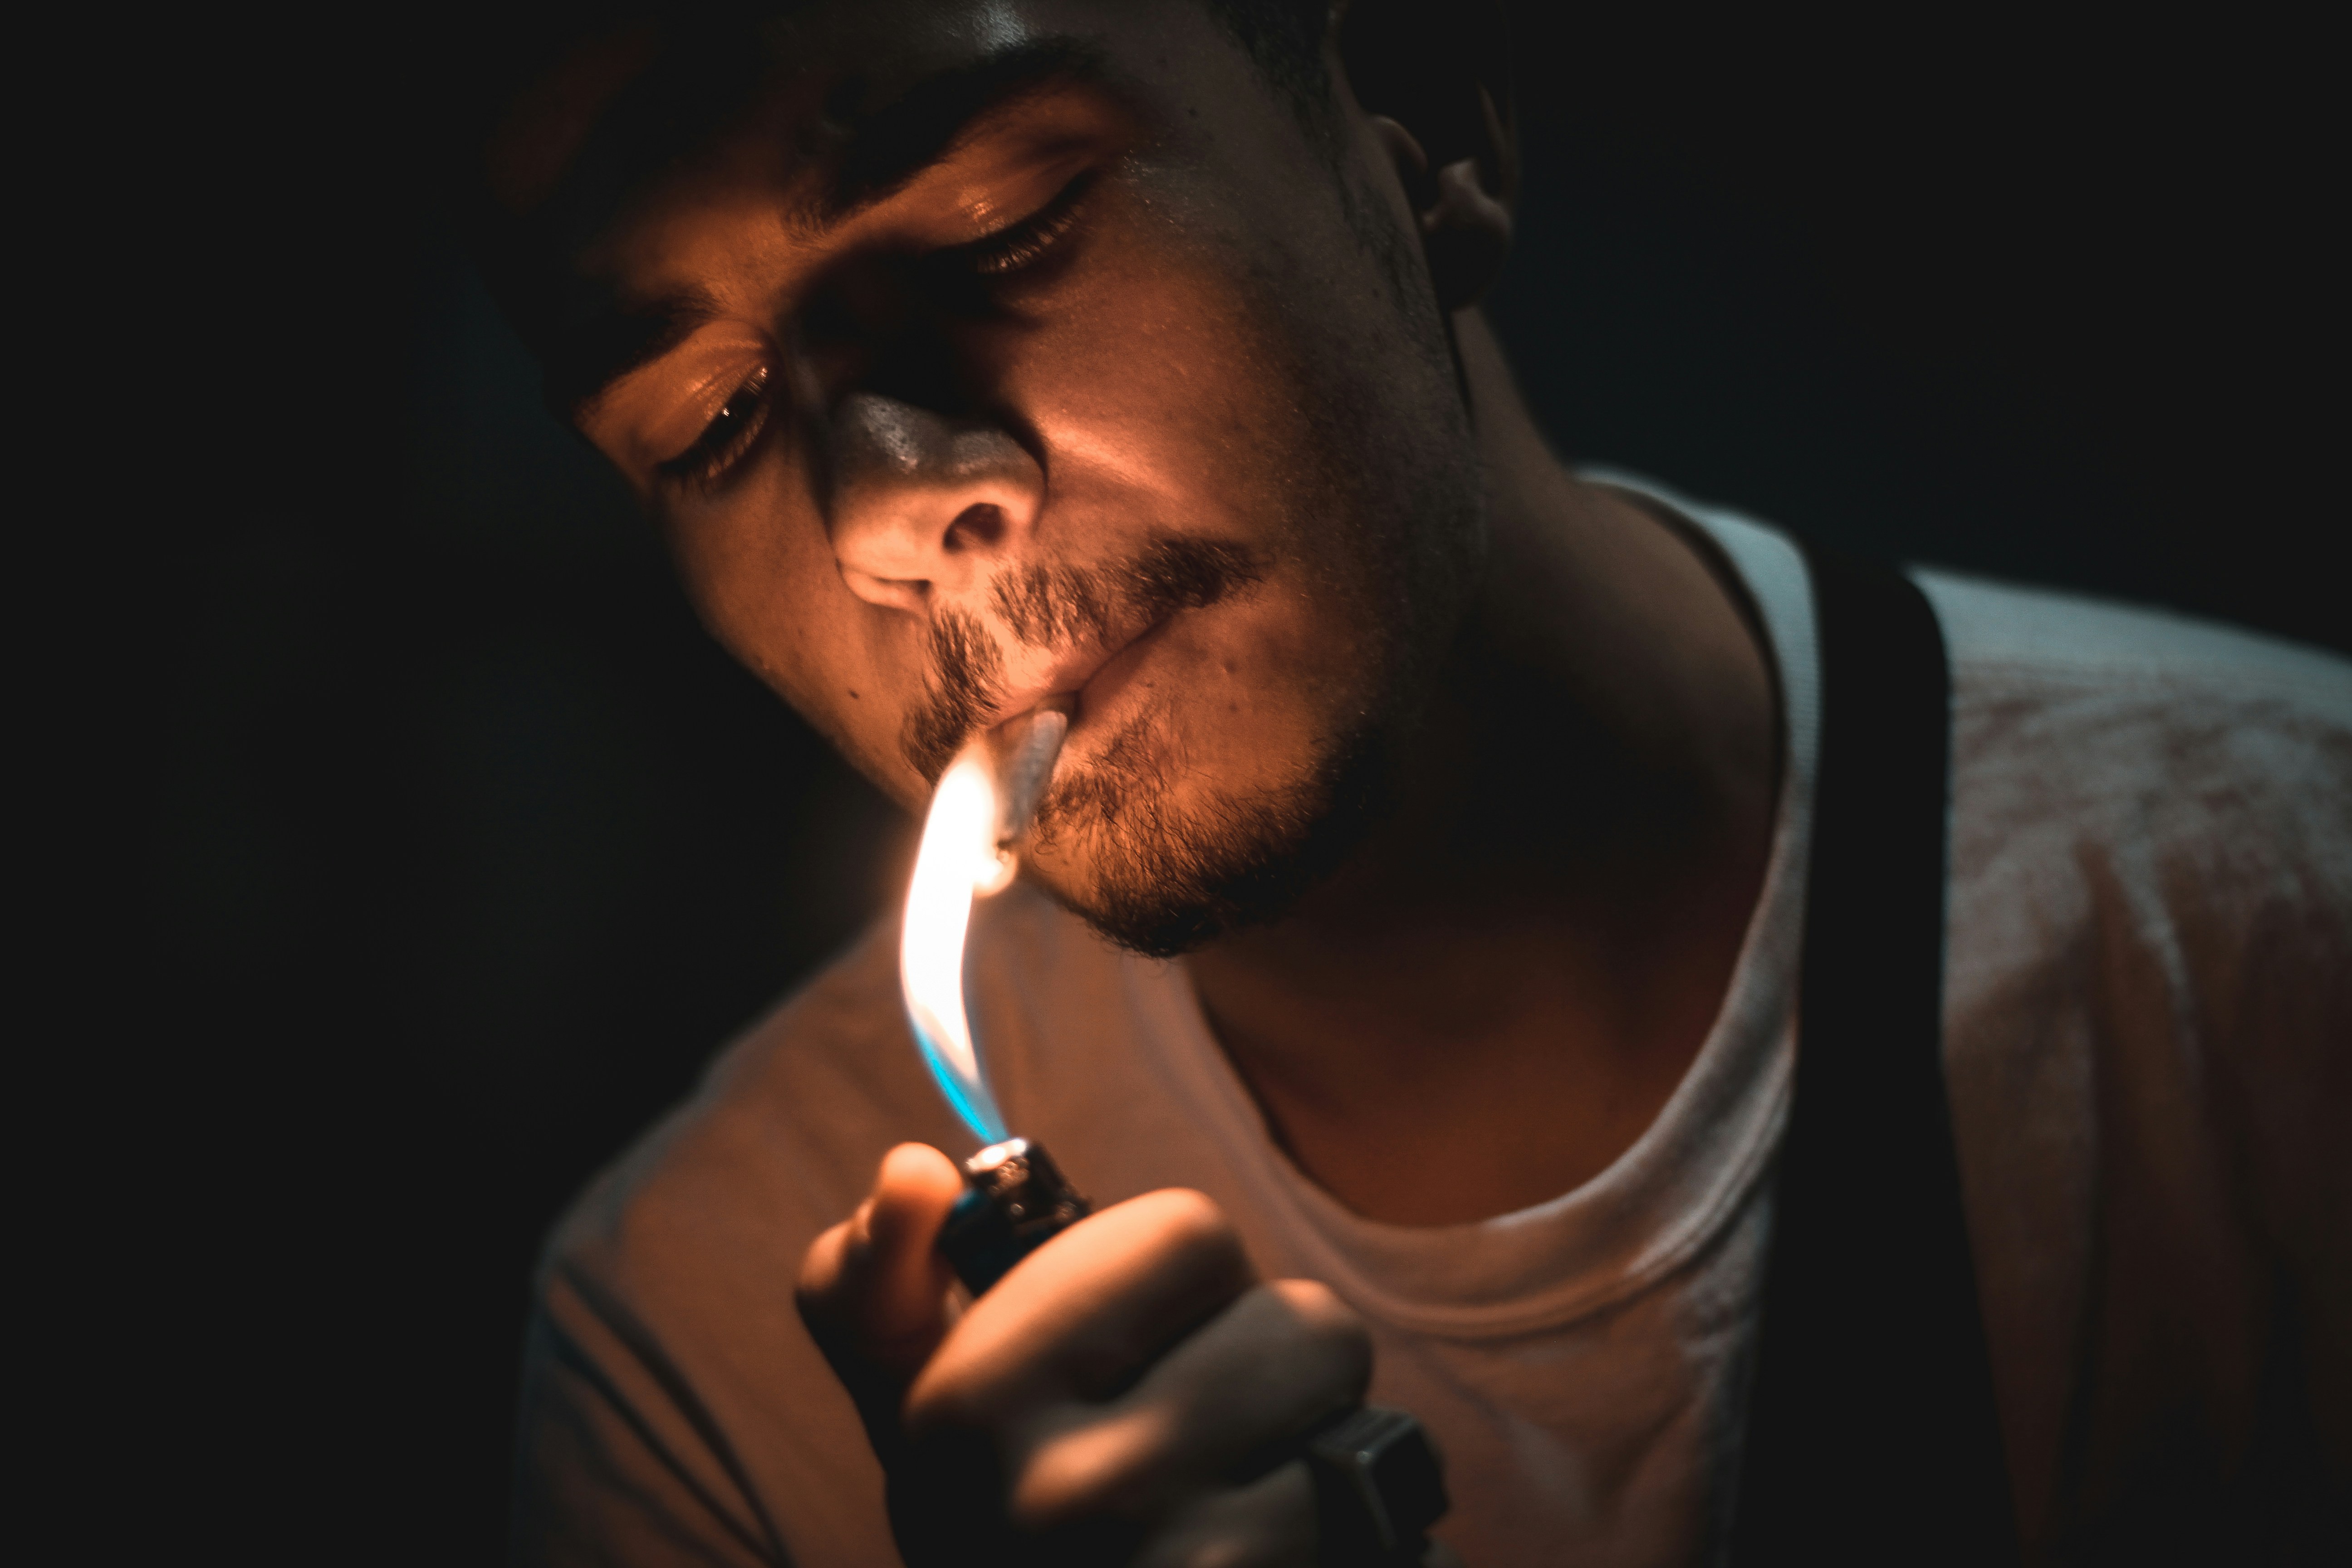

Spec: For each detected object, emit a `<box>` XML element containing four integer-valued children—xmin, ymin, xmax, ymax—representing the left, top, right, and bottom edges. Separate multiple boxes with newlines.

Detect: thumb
<box><xmin>798</xmin><ymin>1143</ymin><xmax>965</xmax><ymax>1394</ymax></box>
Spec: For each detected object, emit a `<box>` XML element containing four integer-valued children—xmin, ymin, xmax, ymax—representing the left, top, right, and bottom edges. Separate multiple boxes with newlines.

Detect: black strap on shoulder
<box><xmin>1728</xmin><ymin>544</ymin><xmax>2019</xmax><ymax>1565</ymax></box>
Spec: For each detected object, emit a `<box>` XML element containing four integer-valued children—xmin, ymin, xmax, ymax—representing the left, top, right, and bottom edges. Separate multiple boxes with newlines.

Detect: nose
<box><xmin>824</xmin><ymin>392</ymin><xmax>1045</xmax><ymax>614</ymax></box>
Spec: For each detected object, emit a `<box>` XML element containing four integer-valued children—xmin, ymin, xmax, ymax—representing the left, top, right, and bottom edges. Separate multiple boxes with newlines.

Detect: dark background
<box><xmin>152</xmin><ymin>4</ymin><xmax>2332</xmax><ymax>1559</ymax></box>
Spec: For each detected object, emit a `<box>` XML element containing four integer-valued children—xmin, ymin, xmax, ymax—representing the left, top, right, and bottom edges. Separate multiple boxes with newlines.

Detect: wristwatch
<box><xmin>1303</xmin><ymin>1406</ymin><xmax>1449</xmax><ymax>1565</ymax></box>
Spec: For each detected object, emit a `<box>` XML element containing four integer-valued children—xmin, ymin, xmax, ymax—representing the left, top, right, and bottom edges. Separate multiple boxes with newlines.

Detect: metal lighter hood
<box><xmin>936</xmin><ymin>1137</ymin><xmax>1091</xmax><ymax>1295</ymax></box>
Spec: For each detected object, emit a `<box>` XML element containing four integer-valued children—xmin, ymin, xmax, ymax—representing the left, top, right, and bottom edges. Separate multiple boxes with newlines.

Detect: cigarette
<box><xmin>991</xmin><ymin>696</ymin><xmax>1073</xmax><ymax>852</ymax></box>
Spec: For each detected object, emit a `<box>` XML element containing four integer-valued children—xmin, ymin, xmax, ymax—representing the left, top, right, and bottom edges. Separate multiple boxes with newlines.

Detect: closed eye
<box><xmin>656</xmin><ymin>364</ymin><xmax>774</xmax><ymax>490</ymax></box>
<box><xmin>934</xmin><ymin>171</ymin><xmax>1096</xmax><ymax>278</ymax></box>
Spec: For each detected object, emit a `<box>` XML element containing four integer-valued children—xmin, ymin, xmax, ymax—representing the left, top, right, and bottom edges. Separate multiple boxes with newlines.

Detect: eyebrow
<box><xmin>553</xmin><ymin>37</ymin><xmax>1111</xmax><ymax>417</ymax></box>
<box><xmin>813</xmin><ymin>37</ymin><xmax>1111</xmax><ymax>226</ymax></box>
<box><xmin>553</xmin><ymin>288</ymin><xmax>726</xmax><ymax>421</ymax></box>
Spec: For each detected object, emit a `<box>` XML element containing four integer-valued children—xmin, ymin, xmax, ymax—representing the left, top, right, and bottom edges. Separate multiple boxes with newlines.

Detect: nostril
<box><xmin>943</xmin><ymin>503</ymin><xmax>1006</xmax><ymax>554</ymax></box>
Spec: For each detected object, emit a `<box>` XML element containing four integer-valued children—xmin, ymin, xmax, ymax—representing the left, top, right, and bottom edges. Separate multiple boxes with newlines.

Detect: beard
<box><xmin>1028</xmin><ymin>691</ymin><xmax>1396</xmax><ymax>958</ymax></box>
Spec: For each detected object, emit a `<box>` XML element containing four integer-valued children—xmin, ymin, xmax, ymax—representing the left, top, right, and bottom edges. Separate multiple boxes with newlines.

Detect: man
<box><xmin>475</xmin><ymin>1</ymin><xmax>2351</xmax><ymax>1563</ymax></box>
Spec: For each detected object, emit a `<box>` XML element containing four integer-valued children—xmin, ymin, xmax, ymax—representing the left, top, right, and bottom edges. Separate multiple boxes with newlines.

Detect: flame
<box><xmin>902</xmin><ymin>740</ymin><xmax>1012</xmax><ymax>1144</ymax></box>
<box><xmin>902</xmin><ymin>702</ymin><xmax>1068</xmax><ymax>1143</ymax></box>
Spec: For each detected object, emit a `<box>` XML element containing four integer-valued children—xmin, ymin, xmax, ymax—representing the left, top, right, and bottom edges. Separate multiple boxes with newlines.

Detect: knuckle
<box><xmin>1138</xmin><ymin>1188</ymin><xmax>1248</xmax><ymax>1279</ymax></box>
<box><xmin>1267</xmin><ymin>1279</ymin><xmax>1373</xmax><ymax>1382</ymax></box>
<box><xmin>901</xmin><ymin>1360</ymin><xmax>1000</xmax><ymax>1440</ymax></box>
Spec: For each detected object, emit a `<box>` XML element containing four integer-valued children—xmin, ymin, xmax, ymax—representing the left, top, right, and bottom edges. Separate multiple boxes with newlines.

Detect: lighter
<box><xmin>936</xmin><ymin>1136</ymin><xmax>1091</xmax><ymax>1294</ymax></box>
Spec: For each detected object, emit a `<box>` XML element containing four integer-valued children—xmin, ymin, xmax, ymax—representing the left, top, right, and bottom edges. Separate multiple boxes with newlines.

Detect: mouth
<box><xmin>1069</xmin><ymin>613</ymin><xmax>1176</xmax><ymax>725</ymax></box>
<box><xmin>953</xmin><ymin>533</ymin><xmax>1267</xmax><ymax>758</ymax></box>
<box><xmin>985</xmin><ymin>610</ymin><xmax>1176</xmax><ymax>740</ymax></box>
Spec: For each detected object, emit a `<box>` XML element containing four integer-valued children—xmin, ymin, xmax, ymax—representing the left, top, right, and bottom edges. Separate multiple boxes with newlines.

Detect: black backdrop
<box><xmin>150</xmin><ymin>5</ymin><xmax>2333</xmax><ymax>1559</ymax></box>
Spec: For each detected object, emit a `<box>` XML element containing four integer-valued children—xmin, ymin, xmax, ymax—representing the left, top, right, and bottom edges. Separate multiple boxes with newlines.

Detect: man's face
<box><xmin>506</xmin><ymin>0</ymin><xmax>1485</xmax><ymax>951</ymax></box>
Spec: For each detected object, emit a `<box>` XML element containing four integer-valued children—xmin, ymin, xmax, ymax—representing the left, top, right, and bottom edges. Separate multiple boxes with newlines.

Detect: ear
<box><xmin>1335</xmin><ymin>0</ymin><xmax>1517</xmax><ymax>310</ymax></box>
<box><xmin>1367</xmin><ymin>101</ymin><xmax>1513</xmax><ymax>312</ymax></box>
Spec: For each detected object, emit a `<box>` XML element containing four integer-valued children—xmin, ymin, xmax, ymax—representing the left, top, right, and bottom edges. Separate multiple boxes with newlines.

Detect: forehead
<box><xmin>493</xmin><ymin>0</ymin><xmax>1264</xmax><ymax>255</ymax></box>
<box><xmin>489</xmin><ymin>0</ymin><xmax>1269</xmax><ymax>396</ymax></box>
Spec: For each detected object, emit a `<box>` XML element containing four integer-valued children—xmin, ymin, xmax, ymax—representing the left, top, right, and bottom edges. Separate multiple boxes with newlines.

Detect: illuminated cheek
<box><xmin>1002</xmin><ymin>249</ymin><xmax>1307</xmax><ymax>523</ymax></box>
<box><xmin>1159</xmin><ymin>591</ymin><xmax>1367</xmax><ymax>786</ymax></box>
<box><xmin>659</xmin><ymin>465</ymin><xmax>898</xmax><ymax>745</ymax></box>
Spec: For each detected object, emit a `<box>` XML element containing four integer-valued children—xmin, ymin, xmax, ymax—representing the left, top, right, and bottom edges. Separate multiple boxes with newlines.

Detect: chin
<box><xmin>1025</xmin><ymin>704</ymin><xmax>1394</xmax><ymax>957</ymax></box>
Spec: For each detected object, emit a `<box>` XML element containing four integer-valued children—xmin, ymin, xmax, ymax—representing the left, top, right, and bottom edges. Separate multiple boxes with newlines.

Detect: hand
<box><xmin>798</xmin><ymin>1143</ymin><xmax>1402</xmax><ymax>1566</ymax></box>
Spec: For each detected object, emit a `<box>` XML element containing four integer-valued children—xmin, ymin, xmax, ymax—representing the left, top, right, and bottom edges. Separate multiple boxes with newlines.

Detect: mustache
<box><xmin>900</xmin><ymin>535</ymin><xmax>1264</xmax><ymax>782</ymax></box>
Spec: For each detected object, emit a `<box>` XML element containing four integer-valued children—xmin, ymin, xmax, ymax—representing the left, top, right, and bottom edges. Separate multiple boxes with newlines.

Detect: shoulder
<box><xmin>1921</xmin><ymin>571</ymin><xmax>2352</xmax><ymax>1039</ymax></box>
<box><xmin>1919</xmin><ymin>567</ymin><xmax>2350</xmax><ymax>714</ymax></box>
<box><xmin>1917</xmin><ymin>570</ymin><xmax>2352</xmax><ymax>1132</ymax></box>
<box><xmin>1918</xmin><ymin>568</ymin><xmax>2352</xmax><ymax>1096</ymax></box>
<box><xmin>1915</xmin><ymin>575</ymin><xmax>2352</xmax><ymax>1548</ymax></box>
<box><xmin>1916</xmin><ymin>572</ymin><xmax>2352</xmax><ymax>1198</ymax></box>
<box><xmin>1908</xmin><ymin>574</ymin><xmax>2350</xmax><ymax>1538</ymax></box>
<box><xmin>1919</xmin><ymin>569</ymin><xmax>2352</xmax><ymax>915</ymax></box>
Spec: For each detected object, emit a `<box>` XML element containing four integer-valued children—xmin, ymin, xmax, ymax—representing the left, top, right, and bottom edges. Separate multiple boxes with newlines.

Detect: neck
<box><xmin>1186</xmin><ymin>311</ymin><xmax>1779</xmax><ymax>1226</ymax></box>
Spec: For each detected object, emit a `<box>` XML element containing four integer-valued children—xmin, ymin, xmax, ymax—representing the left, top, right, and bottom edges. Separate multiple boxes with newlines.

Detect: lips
<box><xmin>1068</xmin><ymin>612</ymin><xmax>1176</xmax><ymax>721</ymax></box>
<box><xmin>947</xmin><ymin>533</ymin><xmax>1266</xmax><ymax>760</ymax></box>
<box><xmin>984</xmin><ymin>610</ymin><xmax>1171</xmax><ymax>738</ymax></box>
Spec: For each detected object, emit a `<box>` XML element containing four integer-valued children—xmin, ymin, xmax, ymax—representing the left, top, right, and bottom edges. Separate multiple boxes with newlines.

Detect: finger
<box><xmin>1127</xmin><ymin>1460</ymin><xmax>1318</xmax><ymax>1568</ymax></box>
<box><xmin>796</xmin><ymin>1142</ymin><xmax>964</xmax><ymax>1381</ymax></box>
<box><xmin>1008</xmin><ymin>1280</ymin><xmax>1372</xmax><ymax>1525</ymax></box>
<box><xmin>909</xmin><ymin>1187</ymin><xmax>1256</xmax><ymax>1431</ymax></box>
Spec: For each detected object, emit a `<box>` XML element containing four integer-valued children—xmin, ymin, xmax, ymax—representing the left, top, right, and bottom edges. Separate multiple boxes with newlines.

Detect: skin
<box><xmin>490</xmin><ymin>0</ymin><xmax>1777</xmax><ymax>1558</ymax></box>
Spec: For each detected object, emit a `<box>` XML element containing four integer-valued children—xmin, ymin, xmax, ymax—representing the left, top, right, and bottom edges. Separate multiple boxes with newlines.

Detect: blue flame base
<box><xmin>909</xmin><ymin>1012</ymin><xmax>1008</xmax><ymax>1146</ymax></box>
